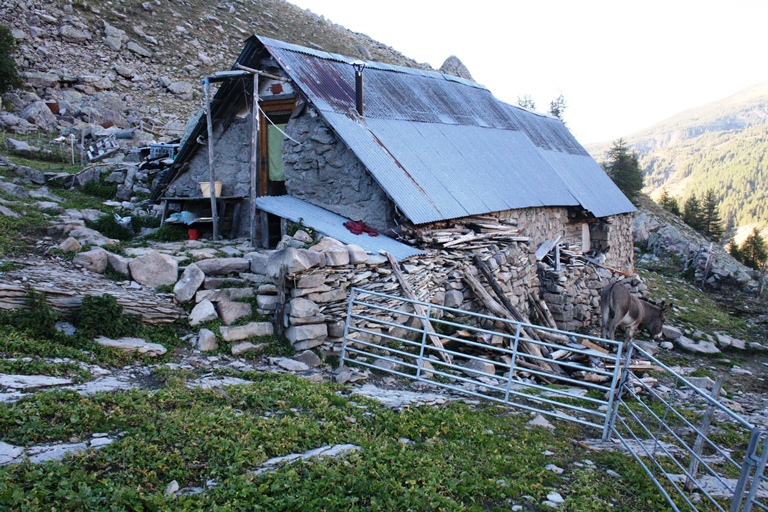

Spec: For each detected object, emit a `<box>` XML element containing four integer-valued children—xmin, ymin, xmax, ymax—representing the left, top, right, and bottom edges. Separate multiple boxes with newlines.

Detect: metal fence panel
<box><xmin>341</xmin><ymin>287</ymin><xmax>624</xmax><ymax>438</ymax></box>
<box><xmin>610</xmin><ymin>345</ymin><xmax>768</xmax><ymax>511</ymax></box>
<box><xmin>340</xmin><ymin>288</ymin><xmax>768</xmax><ymax>511</ymax></box>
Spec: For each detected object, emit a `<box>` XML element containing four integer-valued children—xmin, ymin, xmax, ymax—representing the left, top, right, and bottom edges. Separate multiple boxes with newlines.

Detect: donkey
<box><xmin>600</xmin><ymin>282</ymin><xmax>673</xmax><ymax>342</ymax></box>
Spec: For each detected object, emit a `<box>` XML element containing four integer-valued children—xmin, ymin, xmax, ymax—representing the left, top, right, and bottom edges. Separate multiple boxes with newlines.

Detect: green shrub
<box><xmin>0</xmin><ymin>287</ymin><xmax>59</xmax><ymax>339</ymax></box>
<box><xmin>0</xmin><ymin>25</ymin><xmax>20</xmax><ymax>94</ymax></box>
<box><xmin>145</xmin><ymin>223</ymin><xmax>188</xmax><ymax>242</ymax></box>
<box><xmin>77</xmin><ymin>294</ymin><xmax>142</xmax><ymax>339</ymax></box>
<box><xmin>82</xmin><ymin>180</ymin><xmax>117</xmax><ymax>199</ymax></box>
<box><xmin>86</xmin><ymin>214</ymin><xmax>133</xmax><ymax>241</ymax></box>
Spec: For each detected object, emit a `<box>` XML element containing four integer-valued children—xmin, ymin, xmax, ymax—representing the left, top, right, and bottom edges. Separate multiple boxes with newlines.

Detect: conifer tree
<box><xmin>727</xmin><ymin>236</ymin><xmax>741</xmax><ymax>261</ymax></box>
<box><xmin>701</xmin><ymin>188</ymin><xmax>724</xmax><ymax>240</ymax></box>
<box><xmin>0</xmin><ymin>25</ymin><xmax>21</xmax><ymax>94</ymax></box>
<box><xmin>682</xmin><ymin>194</ymin><xmax>704</xmax><ymax>232</ymax></box>
<box><xmin>604</xmin><ymin>139</ymin><xmax>644</xmax><ymax>202</ymax></box>
<box><xmin>739</xmin><ymin>227</ymin><xmax>767</xmax><ymax>270</ymax></box>
<box><xmin>658</xmin><ymin>188</ymin><xmax>681</xmax><ymax>216</ymax></box>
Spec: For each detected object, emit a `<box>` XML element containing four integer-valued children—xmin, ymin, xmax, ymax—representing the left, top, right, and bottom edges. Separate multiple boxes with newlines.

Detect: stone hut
<box><xmin>159</xmin><ymin>35</ymin><xmax>636</xmax><ymax>333</ymax></box>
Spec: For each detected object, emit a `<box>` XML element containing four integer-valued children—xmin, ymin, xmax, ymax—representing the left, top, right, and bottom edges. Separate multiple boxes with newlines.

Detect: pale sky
<box><xmin>288</xmin><ymin>0</ymin><xmax>768</xmax><ymax>144</ymax></box>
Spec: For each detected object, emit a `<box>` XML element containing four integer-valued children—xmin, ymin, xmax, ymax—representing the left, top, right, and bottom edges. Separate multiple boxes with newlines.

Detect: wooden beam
<box><xmin>203</xmin><ymin>78</ymin><xmax>219</xmax><ymax>241</ymax></box>
<box><xmin>385</xmin><ymin>253</ymin><xmax>451</xmax><ymax>364</ymax></box>
<box><xmin>249</xmin><ymin>73</ymin><xmax>260</xmax><ymax>247</ymax></box>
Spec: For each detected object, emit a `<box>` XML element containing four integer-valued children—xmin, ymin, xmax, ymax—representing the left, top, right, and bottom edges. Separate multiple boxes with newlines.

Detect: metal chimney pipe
<box><xmin>351</xmin><ymin>60</ymin><xmax>366</xmax><ymax>116</ymax></box>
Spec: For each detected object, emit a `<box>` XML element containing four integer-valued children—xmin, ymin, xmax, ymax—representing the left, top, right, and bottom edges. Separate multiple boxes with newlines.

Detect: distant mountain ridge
<box><xmin>585</xmin><ymin>81</ymin><xmax>768</xmax><ymax>235</ymax></box>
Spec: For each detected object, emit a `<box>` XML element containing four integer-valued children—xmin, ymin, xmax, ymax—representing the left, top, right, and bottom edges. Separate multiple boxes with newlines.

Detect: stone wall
<box><xmin>166</xmin><ymin>109</ymin><xmax>253</xmax><ymax>200</ymax></box>
<box><xmin>589</xmin><ymin>212</ymin><xmax>634</xmax><ymax>273</ymax></box>
<box><xmin>282</xmin><ymin>109</ymin><xmax>397</xmax><ymax>234</ymax></box>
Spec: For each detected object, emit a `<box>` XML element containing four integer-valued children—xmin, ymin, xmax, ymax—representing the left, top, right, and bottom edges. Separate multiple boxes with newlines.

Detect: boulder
<box><xmin>256</xmin><ymin>294</ymin><xmax>278</xmax><ymax>311</ymax></box>
<box><xmin>246</xmin><ymin>252</ymin><xmax>269</xmax><ymax>274</ymax></box>
<box><xmin>194</xmin><ymin>257</ymin><xmax>250</xmax><ymax>276</ymax></box>
<box><xmin>20</xmin><ymin>101</ymin><xmax>58</xmax><ymax>132</ymax></box>
<box><xmin>167</xmin><ymin>81</ymin><xmax>194</xmax><ymax>100</ymax></box>
<box><xmin>347</xmin><ymin>244</ymin><xmax>368</xmax><ymax>264</ymax></box>
<box><xmin>106</xmin><ymin>252</ymin><xmax>131</xmax><ymax>277</ymax></box>
<box><xmin>197</xmin><ymin>328</ymin><xmax>218</xmax><ymax>352</ymax></box>
<box><xmin>0</xmin><ymin>113</ymin><xmax>36</xmax><ymax>134</ymax></box>
<box><xmin>0</xmin><ymin>182</ymin><xmax>29</xmax><ymax>199</ymax></box>
<box><xmin>173</xmin><ymin>263</ymin><xmax>205</xmax><ymax>303</ymax></box>
<box><xmin>288</xmin><ymin>297</ymin><xmax>320</xmax><ymax>319</ymax></box>
<box><xmin>195</xmin><ymin>288</ymin><xmax>254</xmax><ymax>303</ymax></box>
<box><xmin>675</xmin><ymin>336</ymin><xmax>720</xmax><ymax>354</ymax></box>
<box><xmin>72</xmin><ymin>247</ymin><xmax>108</xmax><ymax>273</ymax></box>
<box><xmin>285</xmin><ymin>324</ymin><xmax>327</xmax><ymax>350</ymax></box>
<box><xmin>462</xmin><ymin>359</ymin><xmax>496</xmax><ymax>378</ymax></box>
<box><xmin>94</xmin><ymin>336</ymin><xmax>166</xmax><ymax>356</ymax></box>
<box><xmin>220</xmin><ymin>322</ymin><xmax>274</xmax><ymax>342</ymax></box>
<box><xmin>293</xmin><ymin>350</ymin><xmax>323</xmax><ymax>368</ymax></box>
<box><xmin>21</xmin><ymin>71</ymin><xmax>60</xmax><ymax>89</ymax></box>
<box><xmin>126</xmin><ymin>41</ymin><xmax>152</xmax><ymax>57</ymax></box>
<box><xmin>632</xmin><ymin>212</ymin><xmax>660</xmax><ymax>242</ymax></box>
<box><xmin>217</xmin><ymin>300</ymin><xmax>252</xmax><ymax>325</ymax></box>
<box><xmin>324</xmin><ymin>246</ymin><xmax>350</xmax><ymax>266</ymax></box>
<box><xmin>56</xmin><ymin>237</ymin><xmax>82</xmax><ymax>253</ymax></box>
<box><xmin>270</xmin><ymin>357</ymin><xmax>309</xmax><ymax>372</ymax></box>
<box><xmin>231</xmin><ymin>341</ymin><xmax>266</xmax><ymax>357</ymax></box>
<box><xmin>296</xmin><ymin>273</ymin><xmax>326</xmax><ymax>289</ymax></box>
<box><xmin>13</xmin><ymin>165</ymin><xmax>45</xmax><ymax>185</ymax></box>
<box><xmin>189</xmin><ymin>299</ymin><xmax>218</xmax><ymax>326</ymax></box>
<box><xmin>60</xmin><ymin>25</ymin><xmax>91</xmax><ymax>42</ymax></box>
<box><xmin>0</xmin><ymin>205</ymin><xmax>18</xmax><ymax>218</ymax></box>
<box><xmin>129</xmin><ymin>250</ymin><xmax>178</xmax><ymax>288</ymax></box>
<box><xmin>266</xmin><ymin>248</ymin><xmax>317</xmax><ymax>277</ymax></box>
<box><xmin>662</xmin><ymin>325</ymin><xmax>683</xmax><ymax>340</ymax></box>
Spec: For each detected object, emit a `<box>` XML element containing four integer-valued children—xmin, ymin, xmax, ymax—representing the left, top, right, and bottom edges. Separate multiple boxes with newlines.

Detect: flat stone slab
<box><xmin>95</xmin><ymin>336</ymin><xmax>167</xmax><ymax>356</ymax></box>
<box><xmin>268</xmin><ymin>357</ymin><xmax>309</xmax><ymax>372</ymax></box>
<box><xmin>252</xmin><ymin>444</ymin><xmax>361</xmax><ymax>476</ymax></box>
<box><xmin>0</xmin><ymin>441</ymin><xmax>24</xmax><ymax>465</ymax></box>
<box><xmin>0</xmin><ymin>374</ymin><xmax>73</xmax><ymax>390</ymax></box>
<box><xmin>186</xmin><ymin>376</ymin><xmax>253</xmax><ymax>390</ymax></box>
<box><xmin>351</xmin><ymin>384</ymin><xmax>450</xmax><ymax>409</ymax></box>
<box><xmin>27</xmin><ymin>442</ymin><xmax>89</xmax><ymax>463</ymax></box>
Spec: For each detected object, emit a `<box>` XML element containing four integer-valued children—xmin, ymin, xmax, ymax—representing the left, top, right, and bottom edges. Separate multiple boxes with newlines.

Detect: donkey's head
<box><xmin>646</xmin><ymin>301</ymin><xmax>673</xmax><ymax>339</ymax></box>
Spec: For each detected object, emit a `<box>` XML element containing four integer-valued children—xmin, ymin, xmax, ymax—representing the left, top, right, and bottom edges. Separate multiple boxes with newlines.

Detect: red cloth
<box><xmin>343</xmin><ymin>220</ymin><xmax>378</xmax><ymax>237</ymax></box>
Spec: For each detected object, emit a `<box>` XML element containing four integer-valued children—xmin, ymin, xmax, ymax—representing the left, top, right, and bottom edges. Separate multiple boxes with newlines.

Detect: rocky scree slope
<box><xmin>0</xmin><ymin>0</ymin><xmax>439</xmax><ymax>132</ymax></box>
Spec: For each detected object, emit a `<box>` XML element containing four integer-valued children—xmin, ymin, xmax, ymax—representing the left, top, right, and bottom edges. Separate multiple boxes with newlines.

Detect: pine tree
<box><xmin>701</xmin><ymin>188</ymin><xmax>724</xmax><ymax>240</ymax></box>
<box><xmin>739</xmin><ymin>227</ymin><xmax>767</xmax><ymax>270</ymax></box>
<box><xmin>682</xmin><ymin>194</ymin><xmax>704</xmax><ymax>232</ymax></box>
<box><xmin>0</xmin><ymin>25</ymin><xmax>21</xmax><ymax>94</ymax></box>
<box><xmin>727</xmin><ymin>236</ymin><xmax>741</xmax><ymax>261</ymax></box>
<box><xmin>604</xmin><ymin>139</ymin><xmax>644</xmax><ymax>201</ymax></box>
<box><xmin>548</xmin><ymin>94</ymin><xmax>567</xmax><ymax>123</ymax></box>
<box><xmin>517</xmin><ymin>95</ymin><xmax>536</xmax><ymax>111</ymax></box>
<box><xmin>658</xmin><ymin>188</ymin><xmax>681</xmax><ymax>216</ymax></box>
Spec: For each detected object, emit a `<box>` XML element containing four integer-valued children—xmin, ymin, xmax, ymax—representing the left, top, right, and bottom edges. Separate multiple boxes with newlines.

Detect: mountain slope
<box><xmin>0</xmin><ymin>0</ymin><xmax>431</xmax><ymax>126</ymax></box>
<box><xmin>585</xmin><ymin>82</ymin><xmax>768</xmax><ymax>232</ymax></box>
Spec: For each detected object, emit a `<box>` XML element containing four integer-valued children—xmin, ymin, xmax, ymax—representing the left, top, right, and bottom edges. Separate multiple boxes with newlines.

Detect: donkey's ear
<box><xmin>662</xmin><ymin>303</ymin><xmax>673</xmax><ymax>313</ymax></box>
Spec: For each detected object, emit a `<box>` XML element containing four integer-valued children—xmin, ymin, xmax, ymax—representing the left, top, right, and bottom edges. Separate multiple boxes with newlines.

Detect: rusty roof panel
<box><xmin>259</xmin><ymin>36</ymin><xmax>635</xmax><ymax>220</ymax></box>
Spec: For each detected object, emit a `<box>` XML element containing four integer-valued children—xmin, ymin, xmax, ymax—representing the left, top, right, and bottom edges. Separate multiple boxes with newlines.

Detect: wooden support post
<box><xmin>203</xmin><ymin>78</ymin><xmax>220</xmax><ymax>241</ymax></box>
<box><xmin>685</xmin><ymin>374</ymin><xmax>725</xmax><ymax>492</ymax></box>
<box><xmin>249</xmin><ymin>72</ymin><xmax>260</xmax><ymax>247</ymax></box>
<box><xmin>462</xmin><ymin>270</ymin><xmax>559</xmax><ymax>376</ymax></box>
<box><xmin>385</xmin><ymin>253</ymin><xmax>452</xmax><ymax>364</ymax></box>
<box><xmin>274</xmin><ymin>265</ymin><xmax>287</xmax><ymax>335</ymax></box>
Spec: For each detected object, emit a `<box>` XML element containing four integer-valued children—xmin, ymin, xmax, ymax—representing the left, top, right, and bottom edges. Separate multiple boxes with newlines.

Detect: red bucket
<box><xmin>187</xmin><ymin>229</ymin><xmax>200</xmax><ymax>240</ymax></box>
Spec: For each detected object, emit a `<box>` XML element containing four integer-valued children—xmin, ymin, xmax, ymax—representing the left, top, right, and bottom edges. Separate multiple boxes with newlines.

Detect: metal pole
<box><xmin>249</xmin><ymin>73</ymin><xmax>260</xmax><ymax>247</ymax></box>
<box><xmin>203</xmin><ymin>78</ymin><xmax>220</xmax><ymax>241</ymax></box>
<box><xmin>685</xmin><ymin>374</ymin><xmax>725</xmax><ymax>491</ymax></box>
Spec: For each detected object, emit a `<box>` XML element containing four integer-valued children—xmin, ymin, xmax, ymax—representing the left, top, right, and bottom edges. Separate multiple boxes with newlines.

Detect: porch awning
<box><xmin>255</xmin><ymin>195</ymin><xmax>424</xmax><ymax>261</ymax></box>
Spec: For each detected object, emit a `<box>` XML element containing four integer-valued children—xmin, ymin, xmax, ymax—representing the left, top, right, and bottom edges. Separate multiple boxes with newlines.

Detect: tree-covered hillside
<box><xmin>586</xmin><ymin>81</ymin><xmax>768</xmax><ymax>233</ymax></box>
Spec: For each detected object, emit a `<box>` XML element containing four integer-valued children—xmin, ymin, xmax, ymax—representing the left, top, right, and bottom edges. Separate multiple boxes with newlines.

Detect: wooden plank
<box><xmin>385</xmin><ymin>252</ymin><xmax>451</xmax><ymax>364</ymax></box>
<box><xmin>580</xmin><ymin>339</ymin><xmax>609</xmax><ymax>354</ymax></box>
<box><xmin>249</xmin><ymin>72</ymin><xmax>260</xmax><ymax>247</ymax></box>
<box><xmin>203</xmin><ymin>79</ymin><xmax>220</xmax><ymax>241</ymax></box>
<box><xmin>535</xmin><ymin>235</ymin><xmax>561</xmax><ymax>261</ymax></box>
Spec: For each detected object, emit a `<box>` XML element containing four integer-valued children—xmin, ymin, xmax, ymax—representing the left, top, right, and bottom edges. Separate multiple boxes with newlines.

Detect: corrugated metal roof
<box><xmin>257</xmin><ymin>36</ymin><xmax>636</xmax><ymax>221</ymax></box>
<box><xmin>254</xmin><ymin>195</ymin><xmax>424</xmax><ymax>261</ymax></box>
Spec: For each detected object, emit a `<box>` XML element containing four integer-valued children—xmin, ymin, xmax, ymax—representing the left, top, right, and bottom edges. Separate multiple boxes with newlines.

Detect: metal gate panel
<box><xmin>341</xmin><ymin>287</ymin><xmax>624</xmax><ymax>438</ymax></box>
<box><xmin>611</xmin><ymin>345</ymin><xmax>768</xmax><ymax>511</ymax></box>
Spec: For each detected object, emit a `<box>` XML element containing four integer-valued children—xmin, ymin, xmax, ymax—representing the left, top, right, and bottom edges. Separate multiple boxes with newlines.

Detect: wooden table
<box><xmin>159</xmin><ymin>196</ymin><xmax>247</xmax><ymax>238</ymax></box>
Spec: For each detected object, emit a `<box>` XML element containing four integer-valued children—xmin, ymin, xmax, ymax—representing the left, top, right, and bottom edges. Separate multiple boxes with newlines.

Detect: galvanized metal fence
<box><xmin>610</xmin><ymin>344</ymin><xmax>768</xmax><ymax>511</ymax></box>
<box><xmin>340</xmin><ymin>287</ymin><xmax>768</xmax><ymax>511</ymax></box>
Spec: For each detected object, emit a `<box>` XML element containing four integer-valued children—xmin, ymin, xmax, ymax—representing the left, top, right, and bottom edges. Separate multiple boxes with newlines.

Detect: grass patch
<box><xmin>637</xmin><ymin>264</ymin><xmax>758</xmax><ymax>341</ymax></box>
<box><xmin>0</xmin><ymin>376</ymin><xmax>669</xmax><ymax>510</ymax></box>
<box><xmin>0</xmin><ymin>359</ymin><xmax>91</xmax><ymax>383</ymax></box>
<box><xmin>145</xmin><ymin>223</ymin><xmax>188</xmax><ymax>242</ymax></box>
